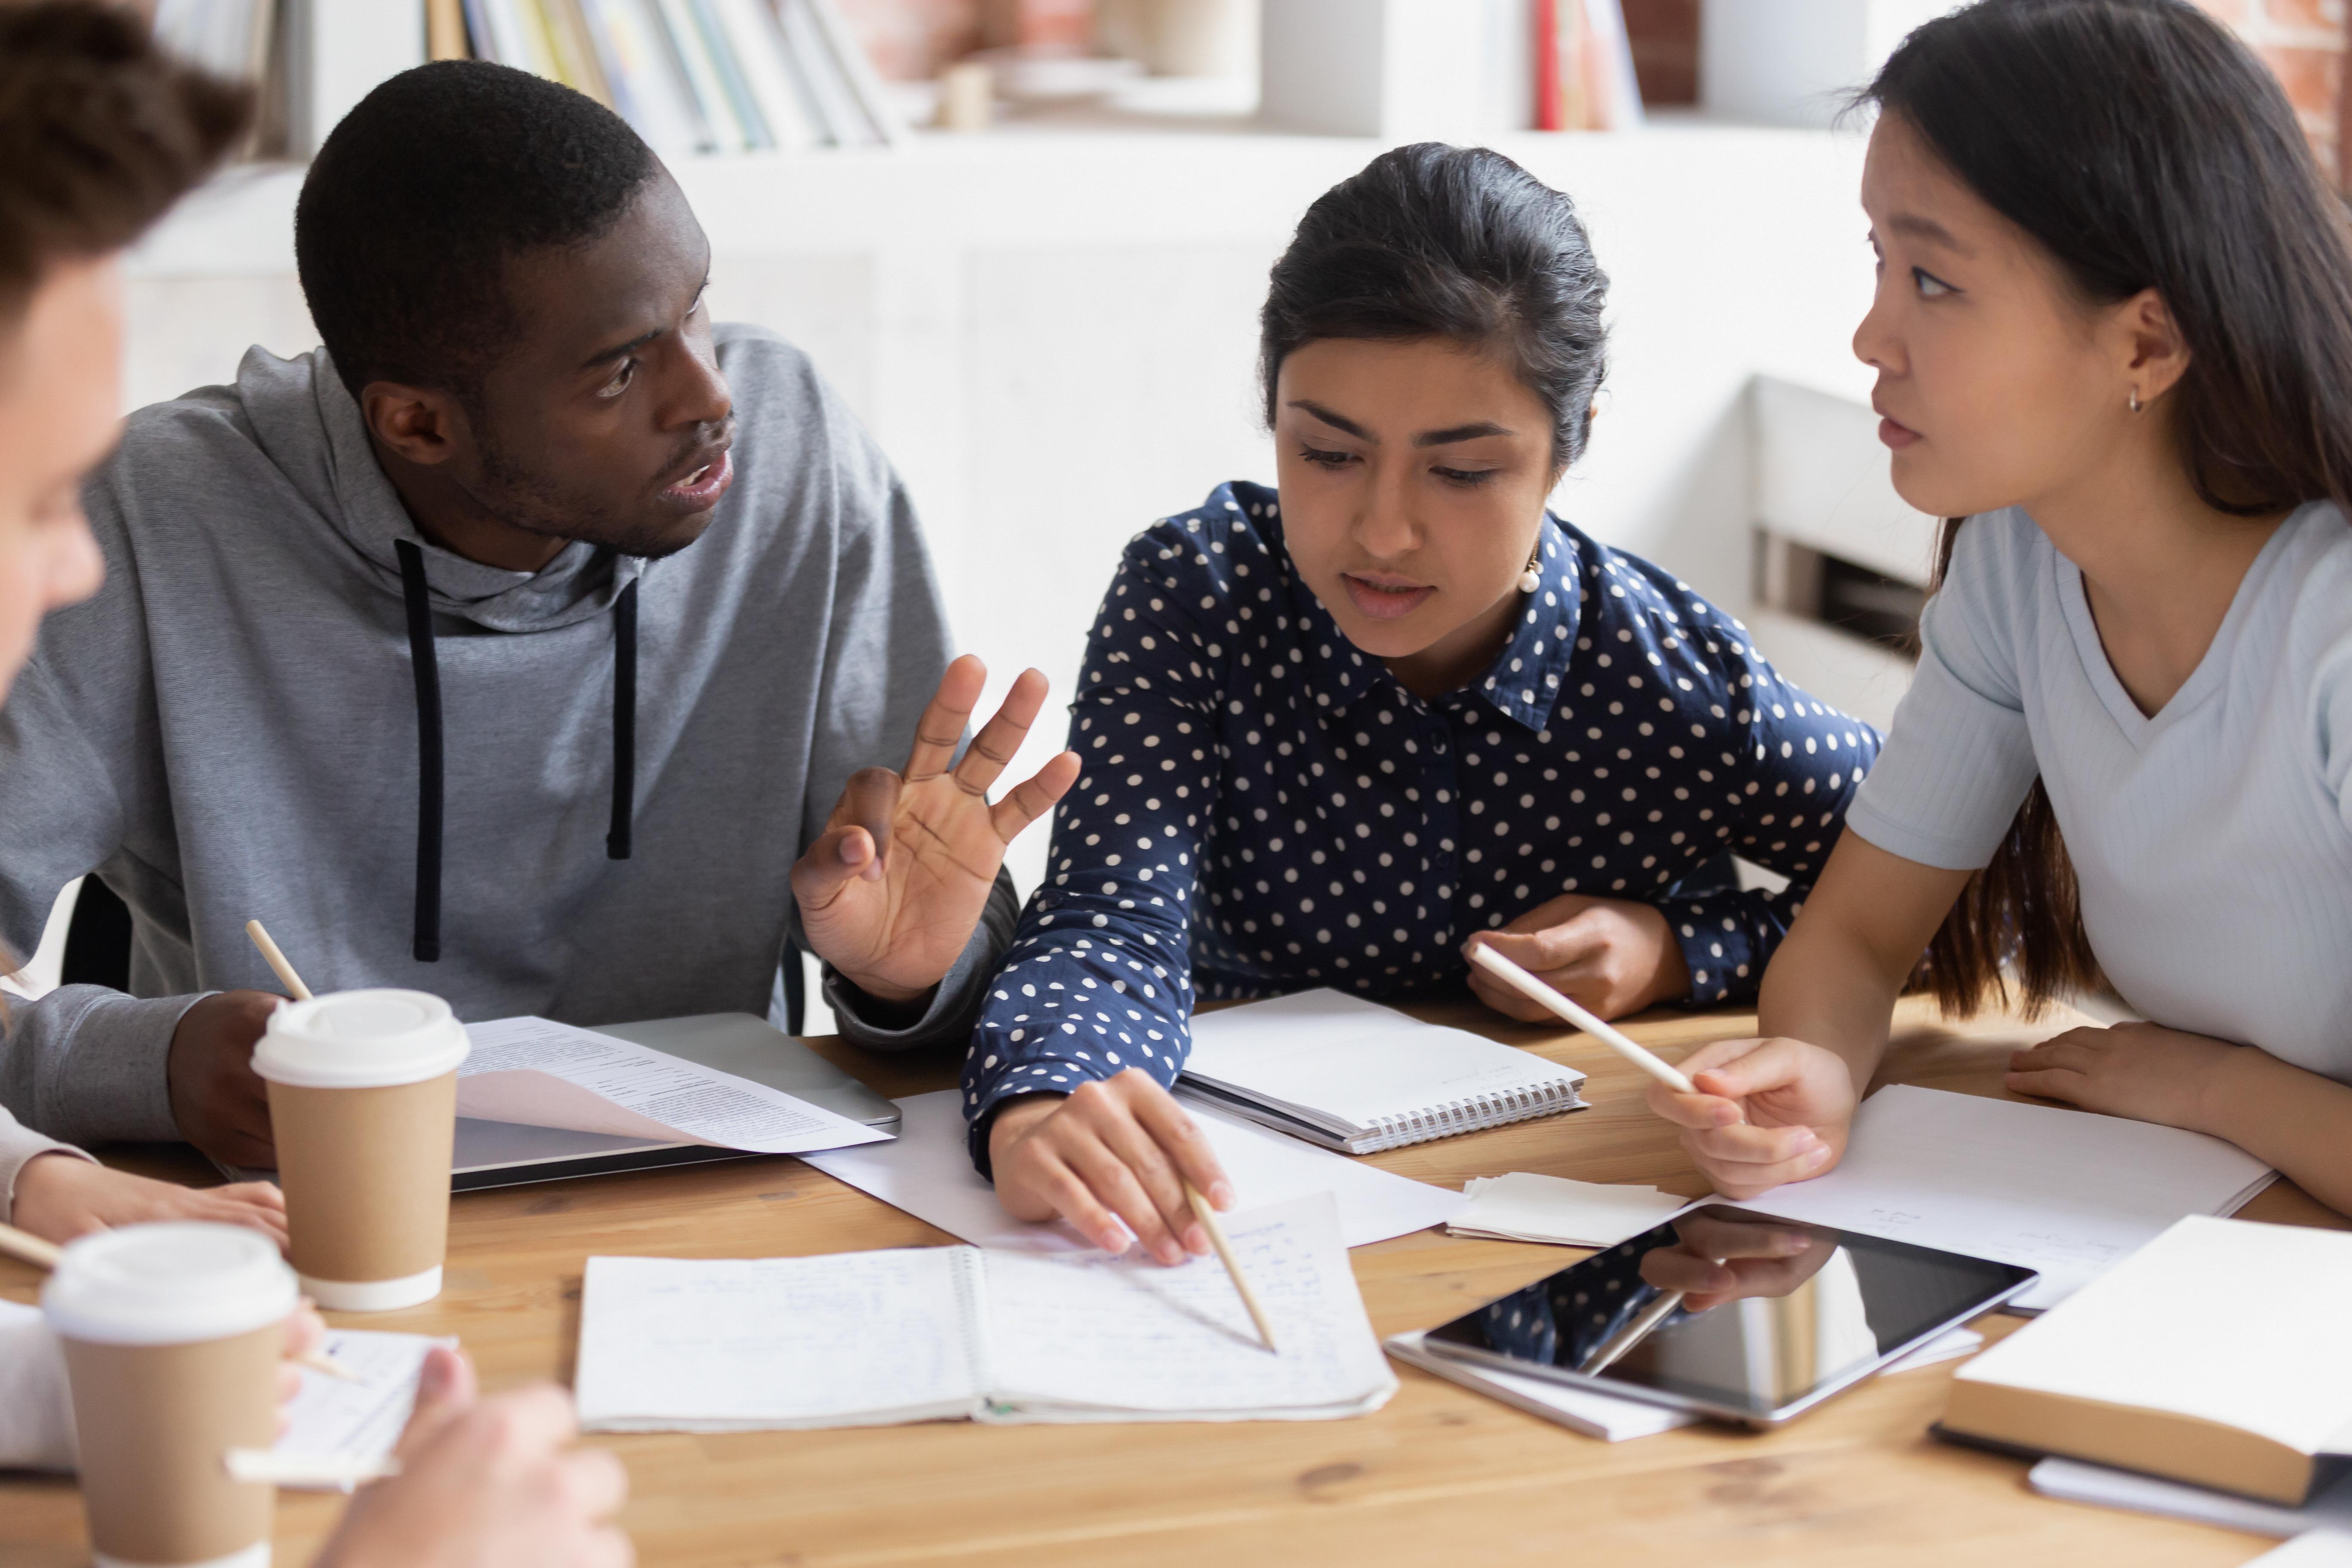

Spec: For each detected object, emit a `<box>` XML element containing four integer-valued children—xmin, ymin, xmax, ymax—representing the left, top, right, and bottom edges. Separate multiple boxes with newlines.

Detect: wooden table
<box><xmin>4</xmin><ymin>997</ymin><xmax>2344</xmax><ymax>1568</ymax></box>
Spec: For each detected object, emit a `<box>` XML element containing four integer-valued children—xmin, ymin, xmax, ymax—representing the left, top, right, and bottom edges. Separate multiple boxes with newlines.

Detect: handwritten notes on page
<box><xmin>799</xmin><ymin>1089</ymin><xmax>1466</xmax><ymax>1253</ymax></box>
<box><xmin>573</xmin><ymin>1194</ymin><xmax>1394</xmax><ymax>1432</ymax></box>
<box><xmin>274</xmin><ymin>1330</ymin><xmax>454</xmax><ymax>1491</ymax></box>
<box><xmin>1734</xmin><ymin>1085</ymin><xmax>2275</xmax><ymax>1310</ymax></box>
<box><xmin>459</xmin><ymin>1017</ymin><xmax>889</xmax><ymax>1155</ymax></box>
<box><xmin>980</xmin><ymin>1195</ymin><xmax>1396</xmax><ymax>1422</ymax></box>
<box><xmin>576</xmin><ymin>1247</ymin><xmax>985</xmax><ymax>1432</ymax></box>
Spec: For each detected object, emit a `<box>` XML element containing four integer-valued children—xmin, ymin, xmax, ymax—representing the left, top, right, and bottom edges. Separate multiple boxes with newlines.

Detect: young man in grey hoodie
<box><xmin>0</xmin><ymin>61</ymin><xmax>1078</xmax><ymax>1170</ymax></box>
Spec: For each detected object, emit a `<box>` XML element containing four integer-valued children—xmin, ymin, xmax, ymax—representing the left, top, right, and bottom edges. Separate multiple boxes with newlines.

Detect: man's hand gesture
<box><xmin>791</xmin><ymin>655</ymin><xmax>1079</xmax><ymax>1007</ymax></box>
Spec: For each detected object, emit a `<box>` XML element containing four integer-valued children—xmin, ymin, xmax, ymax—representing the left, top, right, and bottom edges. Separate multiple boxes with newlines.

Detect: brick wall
<box><xmin>2195</xmin><ymin>0</ymin><xmax>2349</xmax><ymax>187</ymax></box>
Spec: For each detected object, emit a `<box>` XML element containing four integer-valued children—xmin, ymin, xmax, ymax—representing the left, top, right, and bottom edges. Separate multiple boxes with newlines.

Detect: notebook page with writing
<box><xmin>977</xmin><ymin>1193</ymin><xmax>1397</xmax><ymax>1422</ymax></box>
<box><xmin>1736</xmin><ymin>1085</ymin><xmax>2275</xmax><ymax>1310</ymax></box>
<box><xmin>1182</xmin><ymin>990</ymin><xmax>1586</xmax><ymax>1152</ymax></box>
<box><xmin>575</xmin><ymin>1248</ymin><xmax>984</xmax><ymax>1432</ymax></box>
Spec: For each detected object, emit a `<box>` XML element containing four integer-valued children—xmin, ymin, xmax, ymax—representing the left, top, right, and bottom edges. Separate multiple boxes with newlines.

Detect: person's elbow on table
<box><xmin>986</xmin><ymin>1072</ymin><xmax>1234</xmax><ymax>1267</ymax></box>
<box><xmin>1642</xmin><ymin>1035</ymin><xmax>1859</xmax><ymax>1199</ymax></box>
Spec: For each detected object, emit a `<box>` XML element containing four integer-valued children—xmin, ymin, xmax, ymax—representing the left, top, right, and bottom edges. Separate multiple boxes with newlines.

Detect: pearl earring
<box><xmin>2129</xmin><ymin>388</ymin><xmax>2143</xmax><ymax>414</ymax></box>
<box><xmin>1516</xmin><ymin>545</ymin><xmax>1542</xmax><ymax>595</ymax></box>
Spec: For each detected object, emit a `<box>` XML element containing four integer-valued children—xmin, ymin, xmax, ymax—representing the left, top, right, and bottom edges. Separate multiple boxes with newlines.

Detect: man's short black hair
<box><xmin>295</xmin><ymin>61</ymin><xmax>659</xmax><ymax>400</ymax></box>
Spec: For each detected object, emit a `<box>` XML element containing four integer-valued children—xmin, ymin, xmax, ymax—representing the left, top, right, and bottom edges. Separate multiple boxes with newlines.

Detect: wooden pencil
<box><xmin>1185</xmin><ymin>1183</ymin><xmax>1278</xmax><ymax>1354</ymax></box>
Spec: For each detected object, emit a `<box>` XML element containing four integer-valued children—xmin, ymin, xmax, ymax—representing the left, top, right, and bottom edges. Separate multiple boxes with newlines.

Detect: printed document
<box><xmin>459</xmin><ymin>1016</ymin><xmax>889</xmax><ymax>1155</ymax></box>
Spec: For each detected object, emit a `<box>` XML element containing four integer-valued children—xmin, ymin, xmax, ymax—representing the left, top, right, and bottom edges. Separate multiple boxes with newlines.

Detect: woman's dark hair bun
<box><xmin>1260</xmin><ymin>142</ymin><xmax>1610</xmax><ymax>469</ymax></box>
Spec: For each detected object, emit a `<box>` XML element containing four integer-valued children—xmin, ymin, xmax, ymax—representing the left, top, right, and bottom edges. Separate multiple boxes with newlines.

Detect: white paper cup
<box><xmin>253</xmin><ymin>989</ymin><xmax>469</xmax><ymax>1312</ymax></box>
<box><xmin>44</xmin><ymin>1222</ymin><xmax>298</xmax><ymax>1568</ymax></box>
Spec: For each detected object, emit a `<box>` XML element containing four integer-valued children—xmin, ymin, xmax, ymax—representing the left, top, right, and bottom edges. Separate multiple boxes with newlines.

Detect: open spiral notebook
<box><xmin>1178</xmin><ymin>989</ymin><xmax>1588</xmax><ymax>1154</ymax></box>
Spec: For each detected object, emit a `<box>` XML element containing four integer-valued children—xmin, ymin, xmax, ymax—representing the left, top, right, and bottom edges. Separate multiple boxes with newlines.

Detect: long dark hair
<box><xmin>1869</xmin><ymin>0</ymin><xmax>2352</xmax><ymax>1015</ymax></box>
<box><xmin>1259</xmin><ymin>143</ymin><xmax>1610</xmax><ymax>469</ymax></box>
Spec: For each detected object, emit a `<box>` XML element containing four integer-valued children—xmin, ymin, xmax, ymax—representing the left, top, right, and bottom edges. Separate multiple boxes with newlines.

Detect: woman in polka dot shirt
<box><xmin>971</xmin><ymin>143</ymin><xmax>1882</xmax><ymax>1265</ymax></box>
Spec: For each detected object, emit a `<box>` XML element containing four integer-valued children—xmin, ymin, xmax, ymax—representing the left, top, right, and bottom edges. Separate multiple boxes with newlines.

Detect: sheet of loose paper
<box><xmin>799</xmin><ymin>1088</ymin><xmax>1465</xmax><ymax>1253</ymax></box>
<box><xmin>1734</xmin><ymin>1084</ymin><xmax>2275</xmax><ymax>1310</ymax></box>
<box><xmin>575</xmin><ymin>1247</ymin><xmax>984</xmax><ymax>1431</ymax></box>
<box><xmin>1445</xmin><ymin>1172</ymin><xmax>1689</xmax><ymax>1247</ymax></box>
<box><xmin>274</xmin><ymin>1329</ymin><xmax>453</xmax><ymax>1491</ymax></box>
<box><xmin>978</xmin><ymin>1192</ymin><xmax>1397</xmax><ymax>1421</ymax></box>
<box><xmin>458</xmin><ymin>1016</ymin><xmax>890</xmax><ymax>1155</ymax></box>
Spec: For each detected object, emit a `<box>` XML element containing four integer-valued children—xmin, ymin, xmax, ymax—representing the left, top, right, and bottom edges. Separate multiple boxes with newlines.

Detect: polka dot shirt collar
<box><xmin>1299</xmin><ymin>515</ymin><xmax>1583</xmax><ymax>732</ymax></box>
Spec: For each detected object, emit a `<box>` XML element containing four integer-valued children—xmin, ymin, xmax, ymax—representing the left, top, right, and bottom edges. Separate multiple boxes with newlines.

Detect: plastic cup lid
<box><xmin>43</xmin><ymin>1222</ymin><xmax>297</xmax><ymax>1346</ymax></box>
<box><xmin>252</xmin><ymin>988</ymin><xmax>471</xmax><ymax>1089</ymax></box>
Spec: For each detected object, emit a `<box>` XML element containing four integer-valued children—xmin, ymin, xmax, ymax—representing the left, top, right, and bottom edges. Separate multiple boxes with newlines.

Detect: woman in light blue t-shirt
<box><xmin>1654</xmin><ymin>0</ymin><xmax>2352</xmax><ymax>1225</ymax></box>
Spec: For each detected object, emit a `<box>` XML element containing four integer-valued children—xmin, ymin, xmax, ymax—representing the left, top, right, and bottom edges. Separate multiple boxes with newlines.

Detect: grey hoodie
<box><xmin>0</xmin><ymin>324</ymin><xmax>1011</xmax><ymax>1151</ymax></box>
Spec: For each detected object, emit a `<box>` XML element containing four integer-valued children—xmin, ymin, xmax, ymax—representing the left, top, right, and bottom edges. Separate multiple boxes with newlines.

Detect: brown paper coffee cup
<box><xmin>254</xmin><ymin>989</ymin><xmax>470</xmax><ymax>1312</ymax></box>
<box><xmin>267</xmin><ymin>1074</ymin><xmax>457</xmax><ymax>1303</ymax></box>
<box><xmin>44</xmin><ymin>1222</ymin><xmax>296</xmax><ymax>1568</ymax></box>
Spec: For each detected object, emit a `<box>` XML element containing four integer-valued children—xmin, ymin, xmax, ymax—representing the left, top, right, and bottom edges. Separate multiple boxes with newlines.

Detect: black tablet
<box><xmin>1421</xmin><ymin>1203</ymin><xmax>2038</xmax><ymax>1427</ymax></box>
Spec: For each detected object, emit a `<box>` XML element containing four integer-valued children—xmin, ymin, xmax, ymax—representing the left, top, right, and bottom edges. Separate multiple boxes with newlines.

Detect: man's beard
<box><xmin>473</xmin><ymin>435</ymin><xmax>705</xmax><ymax>561</ymax></box>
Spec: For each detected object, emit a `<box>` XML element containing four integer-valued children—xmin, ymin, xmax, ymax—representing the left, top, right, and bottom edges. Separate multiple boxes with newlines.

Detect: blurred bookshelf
<box><xmin>153</xmin><ymin>0</ymin><xmax>903</xmax><ymax>161</ymax></box>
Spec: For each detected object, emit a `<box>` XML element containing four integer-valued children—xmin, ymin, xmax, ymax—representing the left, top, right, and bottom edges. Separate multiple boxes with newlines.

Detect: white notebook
<box><xmin>574</xmin><ymin>1194</ymin><xmax>1396</xmax><ymax>1430</ymax></box>
<box><xmin>1180</xmin><ymin>989</ymin><xmax>1588</xmax><ymax>1153</ymax></box>
<box><xmin>1734</xmin><ymin>1084</ymin><xmax>2275</xmax><ymax>1310</ymax></box>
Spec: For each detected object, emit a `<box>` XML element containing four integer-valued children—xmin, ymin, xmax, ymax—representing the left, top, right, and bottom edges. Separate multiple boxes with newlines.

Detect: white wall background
<box><xmin>116</xmin><ymin>122</ymin><xmax>1901</xmax><ymax>980</ymax></box>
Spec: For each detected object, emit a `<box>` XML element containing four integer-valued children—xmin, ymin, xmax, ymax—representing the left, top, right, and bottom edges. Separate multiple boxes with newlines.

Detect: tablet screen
<box><xmin>1423</xmin><ymin>1204</ymin><xmax>2036</xmax><ymax>1420</ymax></box>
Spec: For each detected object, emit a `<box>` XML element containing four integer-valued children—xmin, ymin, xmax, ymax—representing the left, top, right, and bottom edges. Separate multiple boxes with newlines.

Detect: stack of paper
<box><xmin>1445</xmin><ymin>1173</ymin><xmax>1688</xmax><ymax>1248</ymax></box>
<box><xmin>1387</xmin><ymin>1326</ymin><xmax>1982</xmax><ymax>1441</ymax></box>
<box><xmin>575</xmin><ymin>1194</ymin><xmax>1396</xmax><ymax>1431</ymax></box>
<box><xmin>458</xmin><ymin>1017</ymin><xmax>888</xmax><ymax>1156</ymax></box>
<box><xmin>274</xmin><ymin>1330</ymin><xmax>452</xmax><ymax>1492</ymax></box>
<box><xmin>1736</xmin><ymin>1085</ymin><xmax>2275</xmax><ymax>1310</ymax></box>
<box><xmin>800</xmin><ymin>1090</ymin><xmax>1466</xmax><ymax>1253</ymax></box>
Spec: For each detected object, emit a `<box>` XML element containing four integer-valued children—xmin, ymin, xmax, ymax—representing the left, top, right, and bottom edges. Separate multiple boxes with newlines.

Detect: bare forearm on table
<box><xmin>2201</xmin><ymin>1049</ymin><xmax>2352</xmax><ymax>1218</ymax></box>
<box><xmin>1754</xmin><ymin>917</ymin><xmax>1905</xmax><ymax>1091</ymax></box>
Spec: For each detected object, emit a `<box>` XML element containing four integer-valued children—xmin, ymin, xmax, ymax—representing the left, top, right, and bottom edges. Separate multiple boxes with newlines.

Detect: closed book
<box><xmin>577</xmin><ymin>0</ymin><xmax>713</xmax><ymax>153</ymax></box>
<box><xmin>709</xmin><ymin>0</ymin><xmax>818</xmax><ymax>151</ymax></box>
<box><xmin>1943</xmin><ymin>1216</ymin><xmax>2352</xmax><ymax>1504</ymax></box>
<box><xmin>651</xmin><ymin>0</ymin><xmax>751</xmax><ymax>150</ymax></box>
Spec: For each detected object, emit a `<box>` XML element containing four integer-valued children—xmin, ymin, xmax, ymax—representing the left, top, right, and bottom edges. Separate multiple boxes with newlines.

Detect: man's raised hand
<box><xmin>791</xmin><ymin>655</ymin><xmax>1079</xmax><ymax>1005</ymax></box>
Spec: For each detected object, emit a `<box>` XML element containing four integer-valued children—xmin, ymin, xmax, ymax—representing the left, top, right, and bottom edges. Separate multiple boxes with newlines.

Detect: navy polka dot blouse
<box><xmin>963</xmin><ymin>480</ymin><xmax>1882</xmax><ymax>1165</ymax></box>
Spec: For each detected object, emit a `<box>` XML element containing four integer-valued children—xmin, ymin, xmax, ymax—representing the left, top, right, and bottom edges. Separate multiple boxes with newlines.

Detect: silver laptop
<box><xmin>221</xmin><ymin>1013</ymin><xmax>901</xmax><ymax>1192</ymax></box>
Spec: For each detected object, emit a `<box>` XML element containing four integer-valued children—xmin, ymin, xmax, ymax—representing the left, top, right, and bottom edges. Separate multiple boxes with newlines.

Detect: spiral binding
<box><xmin>1357</xmin><ymin>1081</ymin><xmax>1585</xmax><ymax>1153</ymax></box>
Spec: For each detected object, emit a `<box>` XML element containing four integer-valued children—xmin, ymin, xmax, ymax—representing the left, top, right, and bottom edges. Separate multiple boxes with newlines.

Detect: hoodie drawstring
<box><xmin>394</xmin><ymin>542</ymin><xmax>638</xmax><ymax>965</ymax></box>
<box><xmin>395</xmin><ymin>540</ymin><xmax>444</xmax><ymax>963</ymax></box>
<box><xmin>607</xmin><ymin>579</ymin><xmax>637</xmax><ymax>860</ymax></box>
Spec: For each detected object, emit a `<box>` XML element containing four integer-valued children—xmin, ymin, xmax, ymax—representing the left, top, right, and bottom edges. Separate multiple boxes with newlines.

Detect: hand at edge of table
<box><xmin>987</xmin><ymin>1070</ymin><xmax>1235</xmax><ymax>1266</ymax></box>
<box><xmin>1643</xmin><ymin>1035</ymin><xmax>1856</xmax><ymax>1199</ymax></box>
<box><xmin>10</xmin><ymin>1148</ymin><xmax>288</xmax><ymax>1250</ymax></box>
<box><xmin>315</xmin><ymin>1347</ymin><xmax>632</xmax><ymax>1568</ymax></box>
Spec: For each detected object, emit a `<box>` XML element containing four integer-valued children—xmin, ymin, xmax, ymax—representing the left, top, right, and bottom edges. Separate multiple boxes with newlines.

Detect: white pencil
<box><xmin>244</xmin><ymin>918</ymin><xmax>314</xmax><ymax>1001</ymax></box>
<box><xmin>1467</xmin><ymin>942</ymin><xmax>1700</xmax><ymax>1095</ymax></box>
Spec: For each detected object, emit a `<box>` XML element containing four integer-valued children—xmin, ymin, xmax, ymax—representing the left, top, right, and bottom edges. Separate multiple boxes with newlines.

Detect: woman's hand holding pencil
<box><xmin>1462</xmin><ymin>940</ymin><xmax>1853</xmax><ymax>1198</ymax></box>
<box><xmin>1643</xmin><ymin>1036</ymin><xmax>1856</xmax><ymax>1198</ymax></box>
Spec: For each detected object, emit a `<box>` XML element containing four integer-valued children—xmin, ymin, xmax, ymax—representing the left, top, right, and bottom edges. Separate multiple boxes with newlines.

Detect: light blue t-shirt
<box><xmin>1848</xmin><ymin>502</ymin><xmax>2352</xmax><ymax>1082</ymax></box>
